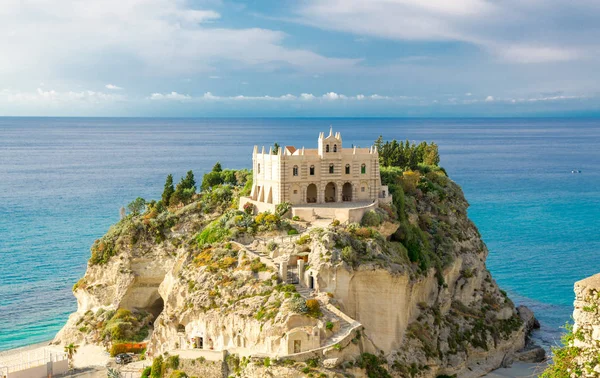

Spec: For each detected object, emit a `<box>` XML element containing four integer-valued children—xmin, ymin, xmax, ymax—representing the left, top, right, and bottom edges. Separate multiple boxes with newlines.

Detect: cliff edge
<box><xmin>54</xmin><ymin>164</ymin><xmax>542</xmax><ymax>378</ymax></box>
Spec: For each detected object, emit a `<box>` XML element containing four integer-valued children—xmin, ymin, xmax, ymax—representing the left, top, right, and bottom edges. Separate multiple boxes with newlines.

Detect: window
<box><xmin>361</xmin><ymin>187</ymin><xmax>365</xmax><ymax>192</ymax></box>
<box><xmin>293</xmin><ymin>190</ymin><xmax>298</xmax><ymax>194</ymax></box>
<box><xmin>310</xmin><ymin>165</ymin><xmax>315</xmax><ymax>175</ymax></box>
<box><xmin>333</xmin><ymin>144</ymin><xmax>337</xmax><ymax>152</ymax></box>
<box><xmin>326</xmin><ymin>145</ymin><xmax>330</xmax><ymax>152</ymax></box>
<box><xmin>361</xmin><ymin>163</ymin><xmax>366</xmax><ymax>174</ymax></box>
<box><xmin>345</xmin><ymin>164</ymin><xmax>350</xmax><ymax>174</ymax></box>
<box><xmin>257</xmin><ymin>164</ymin><xmax>261</xmax><ymax>174</ymax></box>
<box><xmin>329</xmin><ymin>164</ymin><xmax>334</xmax><ymax>174</ymax></box>
<box><xmin>293</xmin><ymin>165</ymin><xmax>298</xmax><ymax>176</ymax></box>
<box><xmin>294</xmin><ymin>340</ymin><xmax>301</xmax><ymax>353</ymax></box>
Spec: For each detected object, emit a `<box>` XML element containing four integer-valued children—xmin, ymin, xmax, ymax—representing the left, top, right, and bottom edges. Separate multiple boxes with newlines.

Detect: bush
<box><xmin>141</xmin><ymin>367</ymin><xmax>152</xmax><ymax>378</ymax></box>
<box><xmin>305</xmin><ymin>299</ymin><xmax>322</xmax><ymax>318</ymax></box>
<box><xmin>287</xmin><ymin>228</ymin><xmax>299</xmax><ymax>235</ymax></box>
<box><xmin>109</xmin><ymin>342</ymin><xmax>147</xmax><ymax>357</ymax></box>
<box><xmin>341</xmin><ymin>246</ymin><xmax>358</xmax><ymax>266</ymax></box>
<box><xmin>326</xmin><ymin>321</ymin><xmax>334</xmax><ymax>331</ymax></box>
<box><xmin>243</xmin><ymin>202</ymin><xmax>255</xmax><ymax>215</ymax></box>
<box><xmin>331</xmin><ymin>219</ymin><xmax>340</xmax><ymax>227</ymax></box>
<box><xmin>361</xmin><ymin>210</ymin><xmax>382</xmax><ymax>227</ymax></box>
<box><xmin>289</xmin><ymin>296</ymin><xmax>308</xmax><ymax>314</ymax></box>
<box><xmin>168</xmin><ymin>371</ymin><xmax>188</xmax><ymax>378</ymax></box>
<box><xmin>292</xmin><ymin>216</ymin><xmax>300</xmax><ymax>221</ymax></box>
<box><xmin>296</xmin><ymin>235</ymin><xmax>311</xmax><ymax>245</ymax></box>
<box><xmin>166</xmin><ymin>355</ymin><xmax>180</xmax><ymax>370</ymax></box>
<box><xmin>151</xmin><ymin>355</ymin><xmax>164</xmax><ymax>378</ymax></box>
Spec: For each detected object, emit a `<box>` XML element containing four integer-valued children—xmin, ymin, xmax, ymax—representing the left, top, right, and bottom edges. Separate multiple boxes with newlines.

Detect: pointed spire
<box><xmin>329</xmin><ymin>125</ymin><xmax>333</xmax><ymax>137</ymax></box>
<box><xmin>261</xmin><ymin>146</ymin><xmax>265</xmax><ymax>154</ymax></box>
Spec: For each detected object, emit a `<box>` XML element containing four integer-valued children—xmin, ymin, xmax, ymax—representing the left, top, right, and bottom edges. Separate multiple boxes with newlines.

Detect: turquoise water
<box><xmin>1</xmin><ymin>117</ymin><xmax>599</xmax><ymax>351</ymax></box>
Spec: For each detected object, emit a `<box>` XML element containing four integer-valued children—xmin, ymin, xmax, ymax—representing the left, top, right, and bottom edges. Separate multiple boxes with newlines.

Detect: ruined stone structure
<box><xmin>239</xmin><ymin>128</ymin><xmax>391</xmax><ymax>222</ymax></box>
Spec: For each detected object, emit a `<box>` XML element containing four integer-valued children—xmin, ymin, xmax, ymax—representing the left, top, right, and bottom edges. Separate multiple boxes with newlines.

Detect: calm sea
<box><xmin>1</xmin><ymin>117</ymin><xmax>599</xmax><ymax>351</ymax></box>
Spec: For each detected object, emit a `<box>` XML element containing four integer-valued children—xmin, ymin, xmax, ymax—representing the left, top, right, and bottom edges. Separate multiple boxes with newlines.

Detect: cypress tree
<box><xmin>162</xmin><ymin>174</ymin><xmax>174</xmax><ymax>206</ymax></box>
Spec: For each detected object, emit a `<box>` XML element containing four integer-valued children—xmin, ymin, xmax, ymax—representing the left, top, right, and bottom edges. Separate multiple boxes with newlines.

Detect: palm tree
<box><xmin>64</xmin><ymin>343</ymin><xmax>79</xmax><ymax>369</ymax></box>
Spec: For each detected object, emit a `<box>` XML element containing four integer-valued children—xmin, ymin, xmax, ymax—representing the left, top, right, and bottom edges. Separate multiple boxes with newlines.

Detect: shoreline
<box><xmin>0</xmin><ymin>340</ymin><xmax>53</xmax><ymax>357</ymax></box>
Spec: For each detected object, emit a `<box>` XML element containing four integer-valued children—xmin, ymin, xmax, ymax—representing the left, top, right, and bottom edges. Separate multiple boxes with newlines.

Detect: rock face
<box><xmin>571</xmin><ymin>274</ymin><xmax>600</xmax><ymax>373</ymax></box>
<box><xmin>54</xmin><ymin>168</ymin><xmax>541</xmax><ymax>378</ymax></box>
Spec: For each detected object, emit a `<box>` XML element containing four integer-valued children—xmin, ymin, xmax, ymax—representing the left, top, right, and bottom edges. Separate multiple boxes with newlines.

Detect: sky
<box><xmin>1</xmin><ymin>0</ymin><xmax>599</xmax><ymax>117</ymax></box>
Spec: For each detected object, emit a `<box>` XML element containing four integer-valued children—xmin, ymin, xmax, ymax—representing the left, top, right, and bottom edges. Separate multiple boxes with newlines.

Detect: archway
<box><xmin>306</xmin><ymin>184</ymin><xmax>317</xmax><ymax>203</ymax></box>
<box><xmin>147</xmin><ymin>297</ymin><xmax>164</xmax><ymax>320</ymax></box>
<box><xmin>342</xmin><ymin>183</ymin><xmax>352</xmax><ymax>202</ymax></box>
<box><xmin>325</xmin><ymin>182</ymin><xmax>336</xmax><ymax>202</ymax></box>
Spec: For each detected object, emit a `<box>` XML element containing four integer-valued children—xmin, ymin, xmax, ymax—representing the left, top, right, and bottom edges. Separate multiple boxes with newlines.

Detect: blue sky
<box><xmin>1</xmin><ymin>0</ymin><xmax>599</xmax><ymax>117</ymax></box>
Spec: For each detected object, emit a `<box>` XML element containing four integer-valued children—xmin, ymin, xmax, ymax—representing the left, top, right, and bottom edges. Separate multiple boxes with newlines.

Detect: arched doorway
<box><xmin>342</xmin><ymin>183</ymin><xmax>352</xmax><ymax>202</ymax></box>
<box><xmin>325</xmin><ymin>182</ymin><xmax>336</xmax><ymax>202</ymax></box>
<box><xmin>306</xmin><ymin>184</ymin><xmax>317</xmax><ymax>203</ymax></box>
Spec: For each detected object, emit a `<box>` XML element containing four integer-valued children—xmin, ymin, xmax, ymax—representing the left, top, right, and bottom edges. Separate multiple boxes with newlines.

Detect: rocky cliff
<box><xmin>542</xmin><ymin>273</ymin><xmax>600</xmax><ymax>377</ymax></box>
<box><xmin>54</xmin><ymin>167</ymin><xmax>542</xmax><ymax>377</ymax></box>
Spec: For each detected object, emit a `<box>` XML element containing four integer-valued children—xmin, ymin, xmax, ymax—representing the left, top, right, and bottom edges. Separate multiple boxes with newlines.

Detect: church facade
<box><xmin>243</xmin><ymin>129</ymin><xmax>388</xmax><ymax>209</ymax></box>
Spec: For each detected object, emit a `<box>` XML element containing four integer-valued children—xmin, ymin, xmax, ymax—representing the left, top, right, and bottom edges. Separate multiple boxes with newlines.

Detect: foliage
<box><xmin>361</xmin><ymin>210</ymin><xmax>382</xmax><ymax>227</ymax></box>
<box><xmin>375</xmin><ymin>136</ymin><xmax>440</xmax><ymax>170</ymax></box>
<box><xmin>141</xmin><ymin>367</ymin><xmax>152</xmax><ymax>378</ymax></box>
<box><xmin>287</xmin><ymin>228</ymin><xmax>299</xmax><ymax>235</ymax></box>
<box><xmin>64</xmin><ymin>343</ymin><xmax>79</xmax><ymax>368</ymax></box>
<box><xmin>356</xmin><ymin>353</ymin><xmax>392</xmax><ymax>378</ymax></box>
<box><xmin>110</xmin><ymin>342</ymin><xmax>146</xmax><ymax>357</ymax></box>
<box><xmin>201</xmin><ymin>171</ymin><xmax>224</xmax><ymax>191</ymax></box>
<box><xmin>212</xmin><ymin>162</ymin><xmax>223</xmax><ymax>173</ymax></box>
<box><xmin>243</xmin><ymin>202</ymin><xmax>255</xmax><ymax>215</ymax></box>
<box><xmin>166</xmin><ymin>355</ymin><xmax>180</xmax><ymax>370</ymax></box>
<box><xmin>296</xmin><ymin>235</ymin><xmax>312</xmax><ymax>245</ymax></box>
<box><xmin>162</xmin><ymin>174</ymin><xmax>175</xmax><ymax>207</ymax></box>
<box><xmin>541</xmin><ymin>322</ymin><xmax>583</xmax><ymax>377</ymax></box>
<box><xmin>168</xmin><ymin>371</ymin><xmax>188</xmax><ymax>378</ymax></box>
<box><xmin>326</xmin><ymin>321</ymin><xmax>334</xmax><ymax>331</ymax></box>
<box><xmin>171</xmin><ymin>170</ymin><xmax>197</xmax><ymax>206</ymax></box>
<box><xmin>306</xmin><ymin>299</ymin><xmax>322</xmax><ymax>318</ymax></box>
<box><xmin>127</xmin><ymin>197</ymin><xmax>146</xmax><ymax>215</ymax></box>
<box><xmin>101</xmin><ymin>309</ymin><xmax>151</xmax><ymax>345</ymax></box>
<box><xmin>289</xmin><ymin>296</ymin><xmax>308</xmax><ymax>314</ymax></box>
<box><xmin>276</xmin><ymin>202</ymin><xmax>292</xmax><ymax>217</ymax></box>
<box><xmin>151</xmin><ymin>355</ymin><xmax>164</xmax><ymax>378</ymax></box>
<box><xmin>272</xmin><ymin>142</ymin><xmax>280</xmax><ymax>154</ymax></box>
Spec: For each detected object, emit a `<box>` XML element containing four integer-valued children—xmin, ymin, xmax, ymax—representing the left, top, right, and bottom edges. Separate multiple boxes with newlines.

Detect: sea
<box><xmin>1</xmin><ymin>117</ymin><xmax>599</xmax><ymax>352</ymax></box>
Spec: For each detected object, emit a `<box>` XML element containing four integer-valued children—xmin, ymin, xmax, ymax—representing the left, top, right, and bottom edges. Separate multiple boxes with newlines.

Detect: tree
<box><xmin>64</xmin><ymin>343</ymin><xmax>79</xmax><ymax>369</ymax></box>
<box><xmin>127</xmin><ymin>197</ymin><xmax>146</xmax><ymax>215</ymax></box>
<box><xmin>423</xmin><ymin>143</ymin><xmax>440</xmax><ymax>166</ymax></box>
<box><xmin>212</xmin><ymin>162</ymin><xmax>222</xmax><ymax>173</ymax></box>
<box><xmin>201</xmin><ymin>171</ymin><xmax>223</xmax><ymax>191</ymax></box>
<box><xmin>182</xmin><ymin>170</ymin><xmax>196</xmax><ymax>192</ymax></box>
<box><xmin>162</xmin><ymin>174</ymin><xmax>175</xmax><ymax>206</ymax></box>
<box><xmin>273</xmin><ymin>142</ymin><xmax>280</xmax><ymax>155</ymax></box>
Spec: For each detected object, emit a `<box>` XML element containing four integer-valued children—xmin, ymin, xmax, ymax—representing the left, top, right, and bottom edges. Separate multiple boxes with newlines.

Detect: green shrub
<box><xmin>287</xmin><ymin>229</ymin><xmax>299</xmax><ymax>235</ymax></box>
<box><xmin>263</xmin><ymin>357</ymin><xmax>271</xmax><ymax>367</ymax></box>
<box><xmin>292</xmin><ymin>216</ymin><xmax>300</xmax><ymax>221</ymax></box>
<box><xmin>361</xmin><ymin>210</ymin><xmax>382</xmax><ymax>227</ymax></box>
<box><xmin>141</xmin><ymin>366</ymin><xmax>152</xmax><ymax>378</ymax></box>
<box><xmin>166</xmin><ymin>355</ymin><xmax>180</xmax><ymax>370</ymax></box>
<box><xmin>296</xmin><ymin>235</ymin><xmax>311</xmax><ymax>245</ymax></box>
<box><xmin>356</xmin><ymin>353</ymin><xmax>391</xmax><ymax>378</ymax></box>
<box><xmin>151</xmin><ymin>355</ymin><xmax>164</xmax><ymax>378</ymax></box>
<box><xmin>306</xmin><ymin>299</ymin><xmax>322</xmax><ymax>318</ymax></box>
<box><xmin>326</xmin><ymin>321</ymin><xmax>334</xmax><ymax>331</ymax></box>
<box><xmin>168</xmin><ymin>371</ymin><xmax>188</xmax><ymax>378</ymax></box>
<box><xmin>306</xmin><ymin>358</ymin><xmax>319</xmax><ymax>368</ymax></box>
<box><xmin>289</xmin><ymin>296</ymin><xmax>308</xmax><ymax>314</ymax></box>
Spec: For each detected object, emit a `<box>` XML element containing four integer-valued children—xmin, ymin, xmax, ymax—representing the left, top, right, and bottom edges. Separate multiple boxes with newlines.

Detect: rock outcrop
<box><xmin>54</xmin><ymin>167</ymin><xmax>542</xmax><ymax>377</ymax></box>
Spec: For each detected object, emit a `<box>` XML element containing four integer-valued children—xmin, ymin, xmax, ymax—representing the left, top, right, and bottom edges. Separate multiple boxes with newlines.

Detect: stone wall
<box><xmin>571</xmin><ymin>273</ymin><xmax>600</xmax><ymax>373</ymax></box>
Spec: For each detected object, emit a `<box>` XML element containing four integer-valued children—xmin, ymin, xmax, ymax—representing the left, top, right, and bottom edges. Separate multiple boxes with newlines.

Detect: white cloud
<box><xmin>150</xmin><ymin>92</ymin><xmax>191</xmax><ymax>101</ymax></box>
<box><xmin>322</xmin><ymin>92</ymin><xmax>347</xmax><ymax>100</ymax></box>
<box><xmin>300</xmin><ymin>93</ymin><xmax>316</xmax><ymax>100</ymax></box>
<box><xmin>105</xmin><ymin>84</ymin><xmax>123</xmax><ymax>90</ymax></box>
<box><xmin>295</xmin><ymin>0</ymin><xmax>598</xmax><ymax>63</ymax></box>
<box><xmin>0</xmin><ymin>0</ymin><xmax>360</xmax><ymax>84</ymax></box>
<box><xmin>370</xmin><ymin>94</ymin><xmax>390</xmax><ymax>100</ymax></box>
<box><xmin>0</xmin><ymin>88</ymin><xmax>124</xmax><ymax>104</ymax></box>
<box><xmin>356</xmin><ymin>94</ymin><xmax>365</xmax><ymax>100</ymax></box>
<box><xmin>485</xmin><ymin>95</ymin><xmax>495</xmax><ymax>102</ymax></box>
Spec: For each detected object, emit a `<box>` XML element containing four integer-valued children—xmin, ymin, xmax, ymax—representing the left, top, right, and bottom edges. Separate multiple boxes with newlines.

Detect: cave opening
<box><xmin>147</xmin><ymin>296</ymin><xmax>165</xmax><ymax>321</ymax></box>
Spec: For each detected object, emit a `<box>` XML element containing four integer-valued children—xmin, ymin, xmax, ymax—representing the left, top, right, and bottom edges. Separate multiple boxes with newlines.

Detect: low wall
<box><xmin>238</xmin><ymin>197</ymin><xmax>276</xmax><ymax>214</ymax></box>
<box><xmin>6</xmin><ymin>359</ymin><xmax>68</xmax><ymax>378</ymax></box>
<box><xmin>292</xmin><ymin>201</ymin><xmax>378</xmax><ymax>224</ymax></box>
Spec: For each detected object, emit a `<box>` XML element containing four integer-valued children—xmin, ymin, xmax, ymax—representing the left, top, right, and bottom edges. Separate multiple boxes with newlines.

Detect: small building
<box><xmin>239</xmin><ymin>128</ymin><xmax>391</xmax><ymax>222</ymax></box>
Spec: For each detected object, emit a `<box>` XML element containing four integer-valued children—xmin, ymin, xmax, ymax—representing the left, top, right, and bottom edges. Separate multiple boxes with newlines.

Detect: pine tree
<box><xmin>212</xmin><ymin>162</ymin><xmax>222</xmax><ymax>173</ymax></box>
<box><xmin>162</xmin><ymin>174</ymin><xmax>174</xmax><ymax>206</ymax></box>
<box><xmin>183</xmin><ymin>170</ymin><xmax>196</xmax><ymax>191</ymax></box>
<box><xmin>273</xmin><ymin>143</ymin><xmax>280</xmax><ymax>155</ymax></box>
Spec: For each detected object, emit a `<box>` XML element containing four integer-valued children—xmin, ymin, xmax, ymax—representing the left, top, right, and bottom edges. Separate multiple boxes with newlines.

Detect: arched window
<box><xmin>258</xmin><ymin>164</ymin><xmax>261</xmax><ymax>174</ymax></box>
<box><xmin>326</xmin><ymin>145</ymin><xmax>330</xmax><ymax>152</ymax></box>
<box><xmin>329</xmin><ymin>164</ymin><xmax>334</xmax><ymax>174</ymax></box>
<box><xmin>345</xmin><ymin>164</ymin><xmax>350</xmax><ymax>174</ymax></box>
<box><xmin>293</xmin><ymin>165</ymin><xmax>298</xmax><ymax>176</ymax></box>
<box><xmin>333</xmin><ymin>144</ymin><xmax>337</xmax><ymax>152</ymax></box>
<box><xmin>361</xmin><ymin>163</ymin><xmax>366</xmax><ymax>174</ymax></box>
<box><xmin>310</xmin><ymin>165</ymin><xmax>315</xmax><ymax>175</ymax></box>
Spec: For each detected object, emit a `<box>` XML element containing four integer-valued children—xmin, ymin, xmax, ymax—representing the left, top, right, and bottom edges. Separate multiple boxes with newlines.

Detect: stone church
<box><xmin>240</xmin><ymin>128</ymin><xmax>390</xmax><ymax>220</ymax></box>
